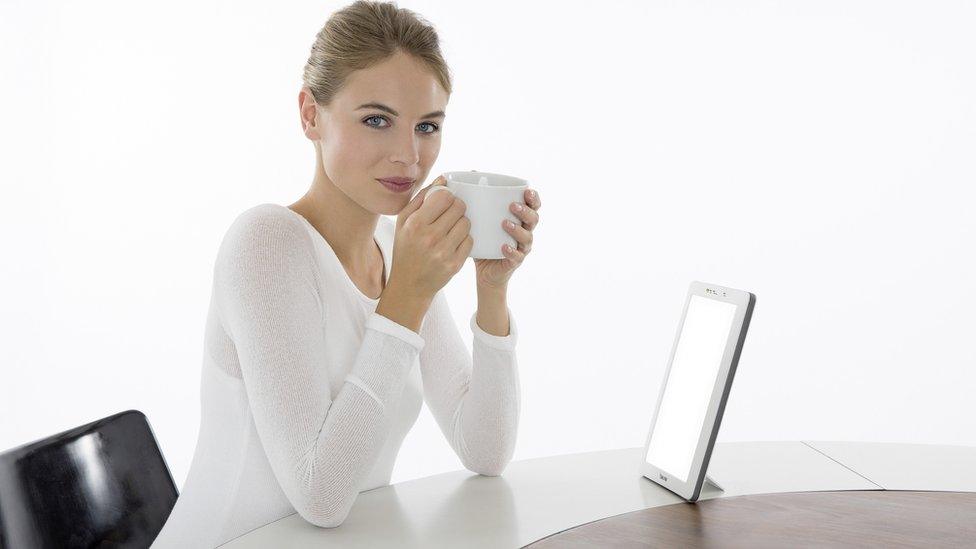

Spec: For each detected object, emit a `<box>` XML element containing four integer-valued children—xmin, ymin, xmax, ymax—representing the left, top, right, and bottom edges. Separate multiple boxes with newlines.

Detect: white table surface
<box><xmin>220</xmin><ymin>441</ymin><xmax>975</xmax><ymax>548</ymax></box>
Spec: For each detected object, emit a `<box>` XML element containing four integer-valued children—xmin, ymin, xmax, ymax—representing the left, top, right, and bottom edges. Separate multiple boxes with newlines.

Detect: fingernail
<box><xmin>504</xmin><ymin>220</ymin><xmax>515</xmax><ymax>229</ymax></box>
<box><xmin>514</xmin><ymin>203</ymin><xmax>523</xmax><ymax>212</ymax></box>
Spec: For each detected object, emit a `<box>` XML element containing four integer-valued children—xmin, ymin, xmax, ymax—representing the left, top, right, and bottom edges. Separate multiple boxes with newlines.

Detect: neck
<box><xmin>289</xmin><ymin>166</ymin><xmax>381</xmax><ymax>275</ymax></box>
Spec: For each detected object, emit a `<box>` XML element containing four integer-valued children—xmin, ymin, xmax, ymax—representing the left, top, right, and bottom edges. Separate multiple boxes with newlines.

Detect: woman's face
<box><xmin>303</xmin><ymin>51</ymin><xmax>449</xmax><ymax>215</ymax></box>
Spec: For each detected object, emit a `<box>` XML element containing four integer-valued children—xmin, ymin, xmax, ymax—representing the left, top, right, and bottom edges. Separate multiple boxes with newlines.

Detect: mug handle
<box><xmin>423</xmin><ymin>184</ymin><xmax>454</xmax><ymax>203</ymax></box>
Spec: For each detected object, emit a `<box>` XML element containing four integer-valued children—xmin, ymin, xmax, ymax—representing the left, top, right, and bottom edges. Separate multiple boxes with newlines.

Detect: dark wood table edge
<box><xmin>521</xmin><ymin>488</ymin><xmax>976</xmax><ymax>548</ymax></box>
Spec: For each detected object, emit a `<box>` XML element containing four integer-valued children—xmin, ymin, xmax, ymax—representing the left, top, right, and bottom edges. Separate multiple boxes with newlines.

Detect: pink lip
<box><xmin>377</xmin><ymin>178</ymin><xmax>415</xmax><ymax>193</ymax></box>
<box><xmin>377</xmin><ymin>177</ymin><xmax>415</xmax><ymax>186</ymax></box>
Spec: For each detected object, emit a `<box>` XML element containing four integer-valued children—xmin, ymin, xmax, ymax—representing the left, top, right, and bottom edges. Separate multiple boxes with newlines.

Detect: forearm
<box><xmin>476</xmin><ymin>283</ymin><xmax>509</xmax><ymax>336</ymax></box>
<box><xmin>376</xmin><ymin>279</ymin><xmax>433</xmax><ymax>333</ymax></box>
<box><xmin>461</xmin><ymin>292</ymin><xmax>520</xmax><ymax>474</ymax></box>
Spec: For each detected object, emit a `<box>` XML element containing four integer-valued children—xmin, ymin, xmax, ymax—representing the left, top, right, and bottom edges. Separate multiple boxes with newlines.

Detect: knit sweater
<box><xmin>151</xmin><ymin>203</ymin><xmax>520</xmax><ymax>548</ymax></box>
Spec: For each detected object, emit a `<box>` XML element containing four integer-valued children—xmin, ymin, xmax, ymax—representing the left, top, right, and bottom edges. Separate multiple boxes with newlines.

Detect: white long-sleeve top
<box><xmin>151</xmin><ymin>203</ymin><xmax>520</xmax><ymax>548</ymax></box>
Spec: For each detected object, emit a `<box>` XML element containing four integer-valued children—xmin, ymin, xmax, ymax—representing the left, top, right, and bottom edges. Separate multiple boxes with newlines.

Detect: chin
<box><xmin>379</xmin><ymin>199</ymin><xmax>409</xmax><ymax>217</ymax></box>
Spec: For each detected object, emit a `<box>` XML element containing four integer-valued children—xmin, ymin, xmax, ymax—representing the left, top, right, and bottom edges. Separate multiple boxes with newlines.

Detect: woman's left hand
<box><xmin>474</xmin><ymin>188</ymin><xmax>542</xmax><ymax>290</ymax></box>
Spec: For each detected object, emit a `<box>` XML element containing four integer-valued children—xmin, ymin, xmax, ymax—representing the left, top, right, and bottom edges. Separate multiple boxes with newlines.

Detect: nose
<box><xmin>389</xmin><ymin>128</ymin><xmax>421</xmax><ymax>166</ymax></box>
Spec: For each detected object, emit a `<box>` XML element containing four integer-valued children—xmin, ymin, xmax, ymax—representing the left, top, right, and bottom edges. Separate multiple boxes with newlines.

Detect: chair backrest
<box><xmin>0</xmin><ymin>410</ymin><xmax>178</xmax><ymax>548</ymax></box>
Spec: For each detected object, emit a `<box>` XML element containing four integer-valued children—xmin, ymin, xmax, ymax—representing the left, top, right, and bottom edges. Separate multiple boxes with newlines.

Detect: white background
<box><xmin>2</xmin><ymin>0</ymin><xmax>974</xmax><ymax>490</ymax></box>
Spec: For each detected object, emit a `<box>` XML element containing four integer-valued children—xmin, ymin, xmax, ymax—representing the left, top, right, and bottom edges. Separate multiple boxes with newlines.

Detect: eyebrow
<box><xmin>356</xmin><ymin>102</ymin><xmax>446</xmax><ymax>119</ymax></box>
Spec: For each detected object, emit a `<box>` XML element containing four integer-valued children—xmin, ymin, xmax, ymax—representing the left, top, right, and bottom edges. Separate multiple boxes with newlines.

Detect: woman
<box><xmin>151</xmin><ymin>1</ymin><xmax>542</xmax><ymax>546</ymax></box>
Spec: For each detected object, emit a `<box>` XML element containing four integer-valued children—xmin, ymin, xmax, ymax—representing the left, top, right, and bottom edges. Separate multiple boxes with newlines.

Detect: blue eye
<box><xmin>363</xmin><ymin>115</ymin><xmax>440</xmax><ymax>135</ymax></box>
<box><xmin>363</xmin><ymin>115</ymin><xmax>389</xmax><ymax>128</ymax></box>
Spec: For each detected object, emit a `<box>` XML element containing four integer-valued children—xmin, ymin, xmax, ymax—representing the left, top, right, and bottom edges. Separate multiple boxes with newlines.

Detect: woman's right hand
<box><xmin>389</xmin><ymin>176</ymin><xmax>473</xmax><ymax>301</ymax></box>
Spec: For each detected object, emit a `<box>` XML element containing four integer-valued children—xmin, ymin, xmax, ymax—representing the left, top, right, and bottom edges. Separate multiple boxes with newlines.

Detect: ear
<box><xmin>298</xmin><ymin>87</ymin><xmax>323</xmax><ymax>141</ymax></box>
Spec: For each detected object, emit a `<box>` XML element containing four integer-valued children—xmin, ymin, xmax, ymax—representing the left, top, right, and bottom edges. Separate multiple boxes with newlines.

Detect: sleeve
<box><xmin>417</xmin><ymin>289</ymin><xmax>521</xmax><ymax>476</ymax></box>
<box><xmin>212</xmin><ymin>207</ymin><xmax>424</xmax><ymax>528</ymax></box>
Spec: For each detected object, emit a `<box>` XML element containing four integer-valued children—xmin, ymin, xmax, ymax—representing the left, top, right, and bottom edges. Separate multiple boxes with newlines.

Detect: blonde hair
<box><xmin>302</xmin><ymin>0</ymin><xmax>453</xmax><ymax>106</ymax></box>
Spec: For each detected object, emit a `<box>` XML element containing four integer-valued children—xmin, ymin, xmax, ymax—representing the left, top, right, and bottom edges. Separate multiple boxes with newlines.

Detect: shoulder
<box><xmin>216</xmin><ymin>203</ymin><xmax>314</xmax><ymax>270</ymax></box>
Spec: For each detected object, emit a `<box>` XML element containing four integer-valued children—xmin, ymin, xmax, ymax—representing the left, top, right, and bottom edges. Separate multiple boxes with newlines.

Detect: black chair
<box><xmin>0</xmin><ymin>410</ymin><xmax>178</xmax><ymax>548</ymax></box>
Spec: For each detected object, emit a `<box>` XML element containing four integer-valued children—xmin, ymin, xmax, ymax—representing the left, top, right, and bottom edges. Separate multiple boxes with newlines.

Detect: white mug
<box><xmin>423</xmin><ymin>170</ymin><xmax>528</xmax><ymax>259</ymax></box>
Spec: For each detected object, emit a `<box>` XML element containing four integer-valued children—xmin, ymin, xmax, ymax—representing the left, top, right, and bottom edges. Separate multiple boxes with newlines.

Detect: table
<box><xmin>527</xmin><ymin>491</ymin><xmax>976</xmax><ymax>548</ymax></box>
<box><xmin>220</xmin><ymin>441</ymin><xmax>976</xmax><ymax>548</ymax></box>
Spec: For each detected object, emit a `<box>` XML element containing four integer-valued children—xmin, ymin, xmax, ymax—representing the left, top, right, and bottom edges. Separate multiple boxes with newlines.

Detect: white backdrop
<box><xmin>2</xmin><ymin>0</ymin><xmax>974</xmax><ymax>490</ymax></box>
